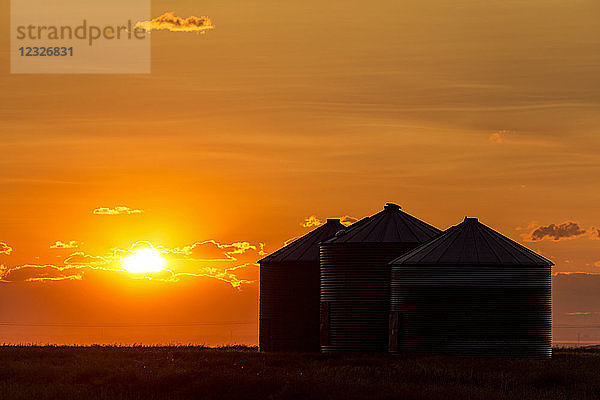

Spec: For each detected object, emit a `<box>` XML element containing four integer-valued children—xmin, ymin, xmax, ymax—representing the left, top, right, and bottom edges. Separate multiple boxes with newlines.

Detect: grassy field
<box><xmin>0</xmin><ymin>346</ymin><xmax>598</xmax><ymax>400</ymax></box>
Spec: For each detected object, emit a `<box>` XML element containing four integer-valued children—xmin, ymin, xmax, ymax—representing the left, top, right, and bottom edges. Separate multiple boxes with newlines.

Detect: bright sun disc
<box><xmin>123</xmin><ymin>248</ymin><xmax>167</xmax><ymax>274</ymax></box>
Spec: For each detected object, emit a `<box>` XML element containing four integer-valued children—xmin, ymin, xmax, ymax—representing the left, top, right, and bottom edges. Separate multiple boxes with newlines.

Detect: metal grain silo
<box><xmin>390</xmin><ymin>217</ymin><xmax>553</xmax><ymax>358</ymax></box>
<box><xmin>320</xmin><ymin>203</ymin><xmax>441</xmax><ymax>352</ymax></box>
<box><xmin>259</xmin><ymin>218</ymin><xmax>345</xmax><ymax>352</ymax></box>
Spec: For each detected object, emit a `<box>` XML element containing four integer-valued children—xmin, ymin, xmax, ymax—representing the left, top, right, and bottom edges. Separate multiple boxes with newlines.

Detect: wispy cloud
<box><xmin>135</xmin><ymin>12</ymin><xmax>214</xmax><ymax>33</ymax></box>
<box><xmin>175</xmin><ymin>263</ymin><xmax>258</xmax><ymax>288</ymax></box>
<box><xmin>340</xmin><ymin>215</ymin><xmax>358</xmax><ymax>226</ymax></box>
<box><xmin>523</xmin><ymin>221</ymin><xmax>587</xmax><ymax>242</ymax></box>
<box><xmin>0</xmin><ymin>261</ymin><xmax>258</xmax><ymax>289</ymax></box>
<box><xmin>258</xmin><ymin>243</ymin><xmax>267</xmax><ymax>256</ymax></box>
<box><xmin>0</xmin><ymin>238</ymin><xmax>263</xmax><ymax>288</ymax></box>
<box><xmin>0</xmin><ymin>242</ymin><xmax>12</xmax><ymax>255</ymax></box>
<box><xmin>281</xmin><ymin>214</ymin><xmax>357</xmax><ymax>247</ymax></box>
<box><xmin>225</xmin><ymin>264</ymin><xmax>258</xmax><ymax>282</ymax></box>
<box><xmin>50</xmin><ymin>241</ymin><xmax>80</xmax><ymax>249</ymax></box>
<box><xmin>169</xmin><ymin>240</ymin><xmax>258</xmax><ymax>262</ymax></box>
<box><xmin>93</xmin><ymin>206</ymin><xmax>143</xmax><ymax>215</ymax></box>
<box><xmin>0</xmin><ymin>264</ymin><xmax>85</xmax><ymax>283</ymax></box>
<box><xmin>301</xmin><ymin>216</ymin><xmax>323</xmax><ymax>228</ymax></box>
<box><xmin>489</xmin><ymin>130</ymin><xmax>510</xmax><ymax>144</ymax></box>
<box><xmin>283</xmin><ymin>236</ymin><xmax>299</xmax><ymax>246</ymax></box>
<box><xmin>302</xmin><ymin>215</ymin><xmax>358</xmax><ymax>228</ymax></box>
<box><xmin>64</xmin><ymin>252</ymin><xmax>107</xmax><ymax>267</ymax></box>
<box><xmin>0</xmin><ymin>258</ymin><xmax>256</xmax><ymax>288</ymax></box>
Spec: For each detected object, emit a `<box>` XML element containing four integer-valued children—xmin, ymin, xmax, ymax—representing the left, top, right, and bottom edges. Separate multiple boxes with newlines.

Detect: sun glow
<box><xmin>122</xmin><ymin>248</ymin><xmax>167</xmax><ymax>274</ymax></box>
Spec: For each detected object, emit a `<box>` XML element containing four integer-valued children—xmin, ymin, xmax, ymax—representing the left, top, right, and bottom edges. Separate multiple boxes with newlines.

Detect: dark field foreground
<box><xmin>0</xmin><ymin>346</ymin><xmax>598</xmax><ymax>400</ymax></box>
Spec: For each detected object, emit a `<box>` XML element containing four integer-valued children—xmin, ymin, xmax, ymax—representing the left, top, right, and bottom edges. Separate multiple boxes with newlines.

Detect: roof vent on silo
<box><xmin>325</xmin><ymin>203</ymin><xmax>440</xmax><ymax>244</ymax></box>
<box><xmin>384</xmin><ymin>203</ymin><xmax>401</xmax><ymax>211</ymax></box>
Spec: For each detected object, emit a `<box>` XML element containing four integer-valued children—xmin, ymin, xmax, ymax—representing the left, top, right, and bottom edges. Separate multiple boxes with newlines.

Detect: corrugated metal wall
<box><xmin>260</xmin><ymin>261</ymin><xmax>321</xmax><ymax>352</ymax></box>
<box><xmin>320</xmin><ymin>243</ymin><xmax>417</xmax><ymax>352</ymax></box>
<box><xmin>390</xmin><ymin>265</ymin><xmax>552</xmax><ymax>358</ymax></box>
<box><xmin>259</xmin><ymin>219</ymin><xmax>344</xmax><ymax>352</ymax></box>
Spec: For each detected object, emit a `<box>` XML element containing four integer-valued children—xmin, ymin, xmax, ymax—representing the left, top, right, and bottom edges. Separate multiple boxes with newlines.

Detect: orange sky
<box><xmin>1</xmin><ymin>0</ymin><xmax>600</xmax><ymax>345</ymax></box>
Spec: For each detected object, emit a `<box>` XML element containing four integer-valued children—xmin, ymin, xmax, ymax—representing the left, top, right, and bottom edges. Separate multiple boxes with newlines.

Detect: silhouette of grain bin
<box><xmin>320</xmin><ymin>203</ymin><xmax>441</xmax><ymax>352</ymax></box>
<box><xmin>259</xmin><ymin>218</ymin><xmax>345</xmax><ymax>352</ymax></box>
<box><xmin>389</xmin><ymin>217</ymin><xmax>553</xmax><ymax>358</ymax></box>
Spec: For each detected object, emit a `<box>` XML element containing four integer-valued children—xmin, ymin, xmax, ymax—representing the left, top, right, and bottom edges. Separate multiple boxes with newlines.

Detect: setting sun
<box><xmin>122</xmin><ymin>248</ymin><xmax>167</xmax><ymax>274</ymax></box>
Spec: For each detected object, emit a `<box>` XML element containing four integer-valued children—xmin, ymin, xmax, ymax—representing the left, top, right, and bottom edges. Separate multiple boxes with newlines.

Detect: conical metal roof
<box><xmin>324</xmin><ymin>203</ymin><xmax>441</xmax><ymax>244</ymax></box>
<box><xmin>259</xmin><ymin>218</ymin><xmax>345</xmax><ymax>263</ymax></box>
<box><xmin>390</xmin><ymin>217</ymin><xmax>554</xmax><ymax>266</ymax></box>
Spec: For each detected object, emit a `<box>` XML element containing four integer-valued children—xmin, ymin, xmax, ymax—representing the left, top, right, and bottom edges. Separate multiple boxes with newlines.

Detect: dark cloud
<box><xmin>64</xmin><ymin>252</ymin><xmax>107</xmax><ymax>266</ymax></box>
<box><xmin>527</xmin><ymin>221</ymin><xmax>586</xmax><ymax>241</ymax></box>
<box><xmin>225</xmin><ymin>264</ymin><xmax>259</xmax><ymax>283</ymax></box>
<box><xmin>174</xmin><ymin>241</ymin><xmax>230</xmax><ymax>260</ymax></box>
<box><xmin>172</xmin><ymin>240</ymin><xmax>257</xmax><ymax>262</ymax></box>
<box><xmin>0</xmin><ymin>265</ymin><xmax>84</xmax><ymax>282</ymax></box>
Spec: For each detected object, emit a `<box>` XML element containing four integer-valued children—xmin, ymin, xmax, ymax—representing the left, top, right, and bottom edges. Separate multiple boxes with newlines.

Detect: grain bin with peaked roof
<box><xmin>389</xmin><ymin>217</ymin><xmax>553</xmax><ymax>358</ymax></box>
<box><xmin>258</xmin><ymin>218</ymin><xmax>345</xmax><ymax>352</ymax></box>
<box><xmin>320</xmin><ymin>203</ymin><xmax>441</xmax><ymax>352</ymax></box>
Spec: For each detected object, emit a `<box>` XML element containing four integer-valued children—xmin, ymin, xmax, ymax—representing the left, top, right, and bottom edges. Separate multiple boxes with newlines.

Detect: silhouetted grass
<box><xmin>0</xmin><ymin>346</ymin><xmax>598</xmax><ymax>399</ymax></box>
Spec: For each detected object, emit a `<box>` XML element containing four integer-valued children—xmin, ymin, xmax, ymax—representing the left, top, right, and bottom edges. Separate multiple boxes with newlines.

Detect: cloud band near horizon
<box><xmin>93</xmin><ymin>206</ymin><xmax>143</xmax><ymax>215</ymax></box>
<box><xmin>135</xmin><ymin>12</ymin><xmax>214</xmax><ymax>33</ymax></box>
